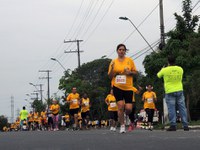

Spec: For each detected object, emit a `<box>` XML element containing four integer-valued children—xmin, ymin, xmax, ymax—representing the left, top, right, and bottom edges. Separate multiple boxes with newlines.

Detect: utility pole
<box><xmin>35</xmin><ymin>84</ymin><xmax>43</xmax><ymax>101</ymax></box>
<box><xmin>64</xmin><ymin>40</ymin><xmax>83</xmax><ymax>68</ymax></box>
<box><xmin>159</xmin><ymin>0</ymin><xmax>165</xmax><ymax>49</ymax></box>
<box><xmin>11</xmin><ymin>95</ymin><xmax>14</xmax><ymax>123</ymax></box>
<box><xmin>29</xmin><ymin>83</ymin><xmax>44</xmax><ymax>101</ymax></box>
<box><xmin>38</xmin><ymin>84</ymin><xmax>43</xmax><ymax>101</ymax></box>
<box><xmin>31</xmin><ymin>92</ymin><xmax>39</xmax><ymax>100</ymax></box>
<box><xmin>16</xmin><ymin>108</ymin><xmax>20</xmax><ymax>119</ymax></box>
<box><xmin>39</xmin><ymin>70</ymin><xmax>52</xmax><ymax>106</ymax></box>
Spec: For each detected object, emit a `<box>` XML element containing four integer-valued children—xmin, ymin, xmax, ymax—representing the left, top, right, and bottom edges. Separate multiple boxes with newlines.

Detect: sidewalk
<box><xmin>164</xmin><ymin>125</ymin><xmax>200</xmax><ymax>130</ymax></box>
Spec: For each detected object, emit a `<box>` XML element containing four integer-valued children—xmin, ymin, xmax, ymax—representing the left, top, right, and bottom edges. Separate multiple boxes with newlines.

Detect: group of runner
<box><xmin>3</xmin><ymin>43</ymin><xmax>189</xmax><ymax>133</ymax></box>
<box><xmin>4</xmin><ymin>84</ymin><xmax>157</xmax><ymax>133</ymax></box>
<box><xmin>107</xmin><ymin>43</ymin><xmax>189</xmax><ymax>132</ymax></box>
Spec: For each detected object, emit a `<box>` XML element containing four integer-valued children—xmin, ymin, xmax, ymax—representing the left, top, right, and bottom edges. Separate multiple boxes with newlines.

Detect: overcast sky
<box><xmin>0</xmin><ymin>0</ymin><xmax>199</xmax><ymax>120</ymax></box>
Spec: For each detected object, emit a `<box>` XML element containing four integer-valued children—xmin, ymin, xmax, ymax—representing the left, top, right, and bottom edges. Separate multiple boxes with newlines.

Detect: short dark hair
<box><xmin>146</xmin><ymin>84</ymin><xmax>152</xmax><ymax>87</ymax></box>
<box><xmin>168</xmin><ymin>55</ymin><xmax>175</xmax><ymax>65</ymax></box>
<box><xmin>23</xmin><ymin>106</ymin><xmax>26</xmax><ymax>110</ymax></box>
<box><xmin>116</xmin><ymin>44</ymin><xmax>127</xmax><ymax>51</ymax></box>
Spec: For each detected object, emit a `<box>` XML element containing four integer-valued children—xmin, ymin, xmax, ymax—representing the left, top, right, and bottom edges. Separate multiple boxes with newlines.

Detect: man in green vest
<box><xmin>20</xmin><ymin>106</ymin><xmax>28</xmax><ymax>129</ymax></box>
<box><xmin>157</xmin><ymin>55</ymin><xmax>189</xmax><ymax>131</ymax></box>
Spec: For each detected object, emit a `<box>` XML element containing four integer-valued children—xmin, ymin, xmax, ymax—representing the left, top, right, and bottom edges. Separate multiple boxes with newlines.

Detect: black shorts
<box><xmin>113</xmin><ymin>86</ymin><xmax>133</xmax><ymax>103</ymax></box>
<box><xmin>48</xmin><ymin>117</ymin><xmax>53</xmax><ymax>125</ymax></box>
<box><xmin>69</xmin><ymin>108</ymin><xmax>79</xmax><ymax>116</ymax></box>
<box><xmin>145</xmin><ymin>108</ymin><xmax>154</xmax><ymax>123</ymax></box>
<box><xmin>81</xmin><ymin>111</ymin><xmax>90</xmax><ymax>119</ymax></box>
<box><xmin>109</xmin><ymin>111</ymin><xmax>118</xmax><ymax>121</ymax></box>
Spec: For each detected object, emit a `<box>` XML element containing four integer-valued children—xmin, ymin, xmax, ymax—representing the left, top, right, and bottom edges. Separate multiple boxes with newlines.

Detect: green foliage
<box><xmin>32</xmin><ymin>99</ymin><xmax>46</xmax><ymax>113</ymax></box>
<box><xmin>59</xmin><ymin>58</ymin><xmax>111</xmax><ymax>119</ymax></box>
<box><xmin>0</xmin><ymin>115</ymin><xmax>8</xmax><ymax>131</ymax></box>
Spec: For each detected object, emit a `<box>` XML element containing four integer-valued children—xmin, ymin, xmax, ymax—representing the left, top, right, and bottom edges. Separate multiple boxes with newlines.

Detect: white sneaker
<box><xmin>110</xmin><ymin>127</ymin><xmax>114</xmax><ymax>131</ymax></box>
<box><xmin>120</xmin><ymin>125</ymin><xmax>126</xmax><ymax>133</ymax></box>
<box><xmin>112</xmin><ymin>127</ymin><xmax>116</xmax><ymax>132</ymax></box>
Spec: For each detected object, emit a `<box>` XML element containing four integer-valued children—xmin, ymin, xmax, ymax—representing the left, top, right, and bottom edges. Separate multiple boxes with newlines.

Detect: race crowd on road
<box><xmin>2</xmin><ymin>44</ymin><xmax>189</xmax><ymax>133</ymax></box>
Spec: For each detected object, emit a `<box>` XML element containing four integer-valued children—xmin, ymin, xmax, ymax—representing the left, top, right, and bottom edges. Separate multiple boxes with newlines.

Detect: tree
<box><xmin>0</xmin><ymin>115</ymin><xmax>8</xmax><ymax>131</ymax></box>
<box><xmin>59</xmin><ymin>58</ymin><xmax>111</xmax><ymax>119</ymax></box>
<box><xmin>32</xmin><ymin>99</ymin><xmax>46</xmax><ymax>113</ymax></box>
<box><xmin>143</xmin><ymin>0</ymin><xmax>200</xmax><ymax>120</ymax></box>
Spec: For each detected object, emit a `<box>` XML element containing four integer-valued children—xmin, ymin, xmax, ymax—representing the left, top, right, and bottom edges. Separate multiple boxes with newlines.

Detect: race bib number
<box><xmin>147</xmin><ymin>98</ymin><xmax>153</xmax><ymax>103</ymax></box>
<box><xmin>72</xmin><ymin>99</ymin><xmax>78</xmax><ymax>104</ymax></box>
<box><xmin>110</xmin><ymin>102</ymin><xmax>117</xmax><ymax>108</ymax></box>
<box><xmin>115</xmin><ymin>75</ymin><xmax>126</xmax><ymax>84</ymax></box>
<box><xmin>84</xmin><ymin>102</ymin><xmax>89</xmax><ymax>106</ymax></box>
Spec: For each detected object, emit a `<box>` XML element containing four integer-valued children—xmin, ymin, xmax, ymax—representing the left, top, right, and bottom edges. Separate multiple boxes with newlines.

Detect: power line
<box><xmin>55</xmin><ymin>0</ymin><xmax>114</xmax><ymax>73</ymax></box>
<box><xmin>133</xmin><ymin>40</ymin><xmax>160</xmax><ymax>60</ymax></box>
<box><xmin>129</xmin><ymin>39</ymin><xmax>160</xmax><ymax>58</ymax></box>
<box><xmin>107</xmin><ymin>2</ymin><xmax>159</xmax><ymax>58</ymax></box>
<box><xmin>36</xmin><ymin>0</ymin><xmax>86</xmax><ymax>75</ymax></box>
<box><xmin>52</xmin><ymin>0</ymin><xmax>99</xmax><ymax>72</ymax></box>
<box><xmin>64</xmin><ymin>0</ymin><xmax>105</xmax><ymax>51</ymax></box>
<box><xmin>123</xmin><ymin>3</ymin><xmax>159</xmax><ymax>43</ymax></box>
<box><xmin>80</xmin><ymin>0</ymin><xmax>106</xmax><ymax>39</ymax></box>
<box><xmin>39</xmin><ymin>70</ymin><xmax>52</xmax><ymax>103</ymax></box>
<box><xmin>53</xmin><ymin>0</ymin><xmax>86</xmax><ymax>58</ymax></box>
<box><xmin>64</xmin><ymin>0</ymin><xmax>85</xmax><ymax>40</ymax></box>
<box><xmin>35</xmin><ymin>0</ymin><xmax>114</xmax><ymax>76</ymax></box>
<box><xmin>193</xmin><ymin>0</ymin><xmax>200</xmax><ymax>13</ymax></box>
<box><xmin>83</xmin><ymin>0</ymin><xmax>115</xmax><ymax>44</ymax></box>
<box><xmin>69</xmin><ymin>0</ymin><xmax>95</xmax><ymax>40</ymax></box>
<box><xmin>192</xmin><ymin>0</ymin><xmax>200</xmax><ymax>10</ymax></box>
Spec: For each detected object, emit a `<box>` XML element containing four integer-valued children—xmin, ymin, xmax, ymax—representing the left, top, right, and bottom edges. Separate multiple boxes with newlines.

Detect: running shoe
<box><xmin>110</xmin><ymin>127</ymin><xmax>114</xmax><ymax>131</ymax></box>
<box><xmin>112</xmin><ymin>127</ymin><xmax>116</xmax><ymax>132</ymax></box>
<box><xmin>128</xmin><ymin>123</ymin><xmax>134</xmax><ymax>132</ymax></box>
<box><xmin>120</xmin><ymin>125</ymin><xmax>126</xmax><ymax>133</ymax></box>
<box><xmin>166</xmin><ymin>126</ymin><xmax>176</xmax><ymax>131</ymax></box>
<box><xmin>183</xmin><ymin>126</ymin><xmax>189</xmax><ymax>131</ymax></box>
<box><xmin>148</xmin><ymin>126</ymin><xmax>153</xmax><ymax>131</ymax></box>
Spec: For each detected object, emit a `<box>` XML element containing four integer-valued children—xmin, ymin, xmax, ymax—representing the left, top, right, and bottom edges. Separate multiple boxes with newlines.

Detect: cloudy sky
<box><xmin>0</xmin><ymin>0</ymin><xmax>199</xmax><ymax>120</ymax></box>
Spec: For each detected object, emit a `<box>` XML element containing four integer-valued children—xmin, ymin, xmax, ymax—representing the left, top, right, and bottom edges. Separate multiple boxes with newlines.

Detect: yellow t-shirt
<box><xmin>81</xmin><ymin>98</ymin><xmax>90</xmax><ymax>113</ymax></box>
<box><xmin>101</xmin><ymin>120</ymin><xmax>105</xmax><ymax>125</ymax></box>
<box><xmin>40</xmin><ymin>111</ymin><xmax>47</xmax><ymax>118</ymax></box>
<box><xmin>92</xmin><ymin>121</ymin><xmax>96</xmax><ymax>126</ymax></box>
<box><xmin>108</xmin><ymin>57</ymin><xmax>137</xmax><ymax>91</ymax></box>
<box><xmin>105</xmin><ymin>94</ymin><xmax>118</xmax><ymax>111</ymax></box>
<box><xmin>16</xmin><ymin>120</ymin><xmax>20</xmax><ymax>126</ymax></box>
<box><xmin>50</xmin><ymin>104</ymin><xmax>60</xmax><ymax>115</ymax></box>
<box><xmin>33</xmin><ymin>112</ymin><xmax>39</xmax><ymax>122</ymax></box>
<box><xmin>66</xmin><ymin>93</ymin><xmax>80</xmax><ymax>109</ymax></box>
<box><xmin>28</xmin><ymin>113</ymin><xmax>34</xmax><ymax>122</ymax></box>
<box><xmin>64</xmin><ymin>114</ymin><xmax>70</xmax><ymax>122</ymax></box>
<box><xmin>142</xmin><ymin>91</ymin><xmax>157</xmax><ymax>109</ymax></box>
<box><xmin>11</xmin><ymin>124</ymin><xmax>15</xmax><ymax>129</ymax></box>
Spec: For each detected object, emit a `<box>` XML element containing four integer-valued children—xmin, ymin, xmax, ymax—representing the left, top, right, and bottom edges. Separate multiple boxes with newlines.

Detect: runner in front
<box><xmin>66</xmin><ymin>87</ymin><xmax>80</xmax><ymax>130</ymax></box>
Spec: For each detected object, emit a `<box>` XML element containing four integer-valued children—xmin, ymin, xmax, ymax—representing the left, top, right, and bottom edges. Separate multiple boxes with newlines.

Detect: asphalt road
<box><xmin>0</xmin><ymin>128</ymin><xmax>200</xmax><ymax>150</ymax></box>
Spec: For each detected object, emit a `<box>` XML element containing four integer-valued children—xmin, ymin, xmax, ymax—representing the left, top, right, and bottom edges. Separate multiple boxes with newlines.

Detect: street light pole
<box><xmin>119</xmin><ymin>17</ymin><xmax>155</xmax><ymax>52</ymax></box>
<box><xmin>51</xmin><ymin>58</ymin><xmax>67</xmax><ymax>71</ymax></box>
<box><xmin>29</xmin><ymin>83</ymin><xmax>43</xmax><ymax>101</ymax></box>
<box><xmin>29</xmin><ymin>82</ymin><xmax>39</xmax><ymax>91</ymax></box>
